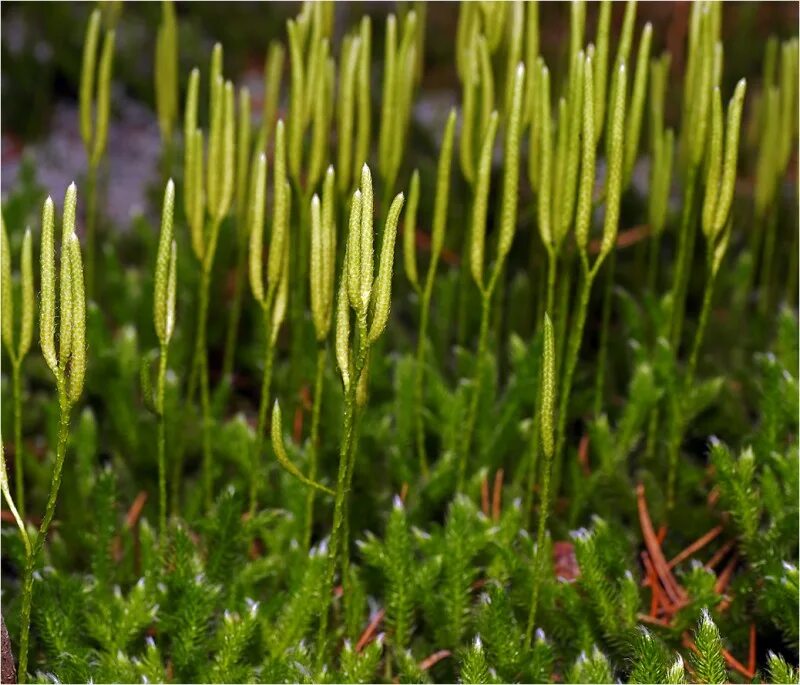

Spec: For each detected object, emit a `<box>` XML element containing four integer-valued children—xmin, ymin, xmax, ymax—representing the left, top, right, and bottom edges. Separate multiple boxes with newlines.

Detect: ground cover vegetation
<box><xmin>0</xmin><ymin>1</ymin><xmax>798</xmax><ymax>683</ymax></box>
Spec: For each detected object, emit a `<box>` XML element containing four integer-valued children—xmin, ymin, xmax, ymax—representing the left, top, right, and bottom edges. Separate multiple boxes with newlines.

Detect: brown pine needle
<box><xmin>637</xmin><ymin>484</ymin><xmax>686</xmax><ymax>603</ymax></box>
<box><xmin>668</xmin><ymin>525</ymin><xmax>724</xmax><ymax>569</ymax></box>
<box><xmin>480</xmin><ymin>474</ymin><xmax>490</xmax><ymax>517</ymax></box>
<box><xmin>355</xmin><ymin>608</ymin><xmax>385</xmax><ymax>652</ymax></box>
<box><xmin>418</xmin><ymin>649</ymin><xmax>452</xmax><ymax>671</ymax></box>
<box><xmin>705</xmin><ymin>540</ymin><xmax>736</xmax><ymax>571</ymax></box>
<box><xmin>491</xmin><ymin>468</ymin><xmax>504</xmax><ymax>521</ymax></box>
<box><xmin>714</xmin><ymin>553</ymin><xmax>739</xmax><ymax>595</ymax></box>
<box><xmin>125</xmin><ymin>491</ymin><xmax>149</xmax><ymax>529</ymax></box>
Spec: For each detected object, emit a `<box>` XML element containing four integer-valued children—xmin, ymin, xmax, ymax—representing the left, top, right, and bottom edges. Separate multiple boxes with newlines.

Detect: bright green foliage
<box><xmin>1</xmin><ymin>4</ymin><xmax>797</xmax><ymax>685</ymax></box>
<box><xmin>690</xmin><ymin>610</ymin><xmax>727</xmax><ymax>684</ymax></box>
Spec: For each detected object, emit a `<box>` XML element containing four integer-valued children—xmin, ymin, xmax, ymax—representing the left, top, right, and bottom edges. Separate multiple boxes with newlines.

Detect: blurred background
<box><xmin>1</xmin><ymin>1</ymin><xmax>798</xmax><ymax>224</ymax></box>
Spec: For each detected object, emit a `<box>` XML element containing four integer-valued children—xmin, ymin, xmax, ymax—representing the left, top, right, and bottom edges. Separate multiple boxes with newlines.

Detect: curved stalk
<box><xmin>221</xmin><ymin>241</ymin><xmax>247</xmax><ymax>382</ymax></box>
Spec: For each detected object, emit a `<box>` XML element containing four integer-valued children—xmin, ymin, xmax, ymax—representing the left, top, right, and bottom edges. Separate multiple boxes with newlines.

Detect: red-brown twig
<box><xmin>714</xmin><ymin>553</ymin><xmax>739</xmax><ymax>595</ymax></box>
<box><xmin>577</xmin><ymin>434</ymin><xmax>590</xmax><ymax>476</ymax></box>
<box><xmin>637</xmin><ymin>484</ymin><xmax>687</xmax><ymax>604</ymax></box>
<box><xmin>418</xmin><ymin>649</ymin><xmax>452</xmax><ymax>671</ymax></box>
<box><xmin>480</xmin><ymin>474</ymin><xmax>490</xmax><ymax>517</ymax></box>
<box><xmin>668</xmin><ymin>526</ymin><xmax>724</xmax><ymax>569</ymax></box>
<box><xmin>492</xmin><ymin>469</ymin><xmax>504</xmax><ymax>522</ymax></box>
<box><xmin>125</xmin><ymin>491</ymin><xmax>148</xmax><ymax>529</ymax></box>
<box><xmin>355</xmin><ymin>608</ymin><xmax>385</xmax><ymax>652</ymax></box>
<box><xmin>705</xmin><ymin>540</ymin><xmax>736</xmax><ymax>571</ymax></box>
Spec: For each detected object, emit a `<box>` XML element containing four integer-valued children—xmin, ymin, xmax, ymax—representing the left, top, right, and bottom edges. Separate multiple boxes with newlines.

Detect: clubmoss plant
<box><xmin>459</xmin><ymin>63</ymin><xmax>525</xmax><ymax>491</ymax></box>
<box><xmin>304</xmin><ymin>166</ymin><xmax>337</xmax><ymax>548</ymax></box>
<box><xmin>1</xmin><ymin>213</ymin><xmax>34</xmax><ymax>516</ymax></box>
<box><xmin>554</xmin><ymin>58</ymin><xmax>626</xmax><ymax>489</ymax></box>
<box><xmin>670</xmin><ymin>0</ymin><xmax>717</xmax><ymax>350</ymax></box>
<box><xmin>751</xmin><ymin>38</ymin><xmax>798</xmax><ymax>314</ymax></box>
<box><xmin>525</xmin><ymin>312</ymin><xmax>555</xmax><ymax>644</ymax></box>
<box><xmin>152</xmin><ymin>180</ymin><xmax>177</xmax><ymax>540</ymax></box>
<box><xmin>79</xmin><ymin>9</ymin><xmax>115</xmax><ymax>299</ymax></box>
<box><xmin>181</xmin><ymin>44</ymin><xmax>236</xmax><ymax>509</ymax></box>
<box><xmin>221</xmin><ymin>85</ymin><xmax>253</xmax><ymax>383</ymax></box>
<box><xmin>405</xmin><ymin>109</ymin><xmax>456</xmax><ymax>476</ymax></box>
<box><xmin>248</xmin><ymin>121</ymin><xmax>291</xmax><ymax>516</ymax></box>
<box><xmin>16</xmin><ymin>185</ymin><xmax>87</xmax><ymax>683</ymax></box>
<box><xmin>667</xmin><ymin>80</ymin><xmax>746</xmax><ymax>508</ymax></box>
<box><xmin>378</xmin><ymin>11</ymin><xmax>418</xmax><ymax>206</ymax></box>
<box><xmin>320</xmin><ymin>164</ymin><xmax>404</xmax><ymax>661</ymax></box>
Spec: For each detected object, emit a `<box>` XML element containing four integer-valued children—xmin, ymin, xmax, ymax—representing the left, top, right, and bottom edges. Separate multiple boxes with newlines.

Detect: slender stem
<box><xmin>458</xmin><ymin>293</ymin><xmax>491</xmax><ymax>492</ymax></box>
<box><xmin>157</xmin><ymin>343</ymin><xmax>169</xmax><ymax>543</ymax></box>
<box><xmin>85</xmin><ymin>165</ymin><xmax>98</xmax><ymax>300</ymax></box>
<box><xmin>647</xmin><ymin>231</ymin><xmax>662</xmax><ymax>294</ymax></box>
<box><xmin>415</xmin><ymin>272</ymin><xmax>435</xmax><ymax>477</ymax></box>
<box><xmin>552</xmin><ymin>267</ymin><xmax>594</xmax><ymax>501</ymax></box>
<box><xmin>222</xmin><ymin>241</ymin><xmax>247</xmax><ymax>383</ymax></box>
<box><xmin>197</xmin><ymin>266</ymin><xmax>213</xmax><ymax>510</ymax></box>
<box><xmin>289</xmin><ymin>187</ymin><xmax>312</xmax><ymax>397</ymax></box>
<box><xmin>525</xmin><ymin>427</ymin><xmax>553</xmax><ymax>646</ymax></box>
<box><xmin>523</xmin><ymin>368</ymin><xmax>542</xmax><ymax>527</ymax></box>
<box><xmin>19</xmin><ymin>388</ymin><xmax>71</xmax><ymax>683</ymax></box>
<box><xmin>303</xmin><ymin>344</ymin><xmax>327</xmax><ymax>550</ymax></box>
<box><xmin>545</xmin><ymin>250</ymin><xmax>557</xmax><ymax>317</ymax></box>
<box><xmin>13</xmin><ymin>362</ymin><xmax>24</xmax><ymax>517</ymax></box>
<box><xmin>554</xmin><ymin>250</ymin><xmax>574</xmax><ymax>382</ymax></box>
<box><xmin>251</xmin><ymin>305</ymin><xmax>275</xmax><ymax>517</ymax></box>
<box><xmin>758</xmin><ymin>208</ymin><xmax>779</xmax><ymax>317</ymax></box>
<box><xmin>669</xmin><ymin>166</ymin><xmax>699</xmax><ymax>351</ymax></box>
<box><xmin>593</xmin><ymin>250</ymin><xmax>616</xmax><ymax>416</ymax></box>
<box><xmin>318</xmin><ymin>318</ymin><xmax>368</xmax><ymax>668</ymax></box>
<box><xmin>745</xmin><ymin>207</ymin><xmax>767</xmax><ymax>309</ymax></box>
<box><xmin>686</xmin><ymin>265</ymin><xmax>718</xmax><ymax>387</ymax></box>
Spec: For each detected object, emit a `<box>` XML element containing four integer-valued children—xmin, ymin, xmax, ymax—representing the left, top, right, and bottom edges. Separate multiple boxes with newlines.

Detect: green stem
<box><xmin>197</xmin><ymin>266</ymin><xmax>213</xmax><ymax>511</ymax></box>
<box><xmin>303</xmin><ymin>344</ymin><xmax>327</xmax><ymax>550</ymax></box>
<box><xmin>415</xmin><ymin>272</ymin><xmax>435</xmax><ymax>477</ymax></box>
<box><xmin>221</xmin><ymin>241</ymin><xmax>247</xmax><ymax>384</ymax></box>
<box><xmin>458</xmin><ymin>293</ymin><xmax>491</xmax><ymax>492</ymax></box>
<box><xmin>289</xmin><ymin>187</ymin><xmax>312</xmax><ymax>398</ymax></box>
<box><xmin>318</xmin><ymin>318</ymin><xmax>368</xmax><ymax>668</ymax></box>
<box><xmin>525</xmin><ymin>430</ymin><xmax>553</xmax><ymax>646</ymax></box>
<box><xmin>669</xmin><ymin>165</ymin><xmax>699</xmax><ymax>351</ymax></box>
<box><xmin>758</xmin><ymin>208</ymin><xmax>779</xmax><ymax>317</ymax></box>
<box><xmin>19</xmin><ymin>388</ymin><xmax>71</xmax><ymax>683</ymax></box>
<box><xmin>13</xmin><ymin>362</ymin><xmax>24</xmax><ymax>518</ymax></box>
<box><xmin>647</xmin><ymin>231</ymin><xmax>662</xmax><ymax>294</ymax></box>
<box><xmin>553</xmin><ymin>266</ymin><xmax>594</xmax><ymax>501</ymax></box>
<box><xmin>251</xmin><ymin>305</ymin><xmax>276</xmax><ymax>517</ymax></box>
<box><xmin>554</xmin><ymin>250</ymin><xmax>574</xmax><ymax>382</ymax></box>
<box><xmin>85</xmin><ymin>165</ymin><xmax>98</xmax><ymax>301</ymax></box>
<box><xmin>157</xmin><ymin>343</ymin><xmax>169</xmax><ymax>543</ymax></box>
<box><xmin>593</xmin><ymin>250</ymin><xmax>616</xmax><ymax>416</ymax></box>
<box><xmin>686</xmin><ymin>265</ymin><xmax>718</xmax><ymax>388</ymax></box>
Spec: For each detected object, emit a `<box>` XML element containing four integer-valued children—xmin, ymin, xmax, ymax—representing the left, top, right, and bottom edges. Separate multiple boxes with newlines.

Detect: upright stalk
<box><xmin>222</xmin><ymin>241</ymin><xmax>247</xmax><ymax>382</ymax></box>
<box><xmin>526</xmin><ymin>314</ymin><xmax>555</xmax><ymax>645</ymax></box>
<box><xmin>552</xmin><ymin>267</ymin><xmax>593</xmax><ymax>498</ymax></box>
<box><xmin>19</xmin><ymin>389</ymin><xmax>71</xmax><ymax>683</ymax></box>
<box><xmin>251</xmin><ymin>307</ymin><xmax>275</xmax><ymax>517</ymax></box>
<box><xmin>413</xmin><ymin>286</ymin><xmax>431</xmax><ymax>476</ymax></box>
<box><xmin>593</xmin><ymin>249</ymin><xmax>616</xmax><ymax>416</ymax></box>
<box><xmin>459</xmin><ymin>293</ymin><xmax>491</xmax><ymax>492</ymax></box>
<box><xmin>196</xmin><ymin>263</ymin><xmax>213</xmax><ymax>509</ymax></box>
<box><xmin>157</xmin><ymin>344</ymin><xmax>169</xmax><ymax>540</ymax></box>
<box><xmin>318</xmin><ymin>325</ymin><xmax>367</xmax><ymax>665</ymax></box>
<box><xmin>669</xmin><ymin>166</ymin><xmax>699</xmax><ymax>350</ymax></box>
<box><xmin>12</xmin><ymin>363</ymin><xmax>24</xmax><ymax>516</ymax></box>
<box><xmin>303</xmin><ymin>344</ymin><xmax>327</xmax><ymax>549</ymax></box>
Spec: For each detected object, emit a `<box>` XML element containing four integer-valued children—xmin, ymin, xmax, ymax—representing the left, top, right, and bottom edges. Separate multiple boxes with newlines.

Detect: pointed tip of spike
<box><xmin>68</xmin><ymin>181</ymin><xmax>77</xmax><ymax>192</ymax></box>
<box><xmin>516</xmin><ymin>62</ymin><xmax>525</xmax><ymax>77</ymax></box>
